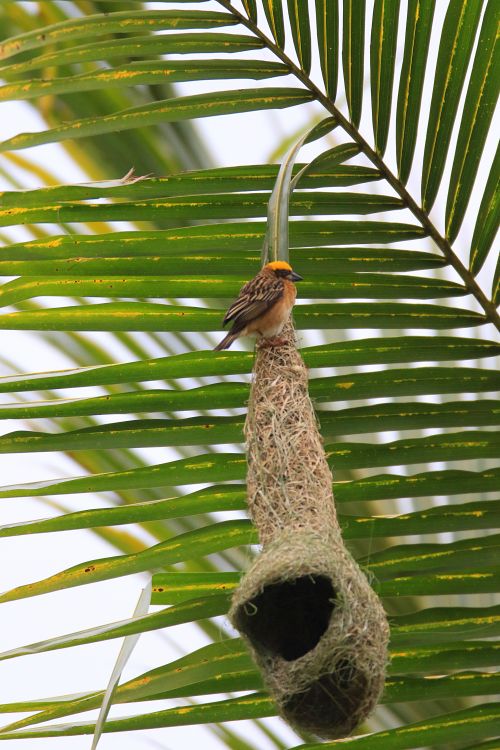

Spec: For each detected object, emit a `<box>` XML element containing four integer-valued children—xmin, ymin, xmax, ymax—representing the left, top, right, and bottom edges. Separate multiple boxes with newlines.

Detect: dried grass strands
<box><xmin>229</xmin><ymin>320</ymin><xmax>390</xmax><ymax>739</ymax></box>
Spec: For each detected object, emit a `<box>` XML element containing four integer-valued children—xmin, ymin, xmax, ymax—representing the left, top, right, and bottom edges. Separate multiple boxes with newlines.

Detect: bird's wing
<box><xmin>223</xmin><ymin>275</ymin><xmax>284</xmax><ymax>330</ymax></box>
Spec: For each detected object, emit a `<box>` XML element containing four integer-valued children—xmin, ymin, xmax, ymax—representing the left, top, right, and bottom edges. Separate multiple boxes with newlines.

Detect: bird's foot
<box><xmin>258</xmin><ymin>336</ymin><xmax>287</xmax><ymax>349</ymax></box>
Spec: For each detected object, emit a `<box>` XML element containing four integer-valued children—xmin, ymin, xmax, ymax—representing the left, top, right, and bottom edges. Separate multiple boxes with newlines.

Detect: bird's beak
<box><xmin>290</xmin><ymin>271</ymin><xmax>303</xmax><ymax>281</ymax></box>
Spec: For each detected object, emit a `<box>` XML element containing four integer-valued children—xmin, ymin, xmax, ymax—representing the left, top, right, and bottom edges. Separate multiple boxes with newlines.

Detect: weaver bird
<box><xmin>214</xmin><ymin>260</ymin><xmax>303</xmax><ymax>351</ymax></box>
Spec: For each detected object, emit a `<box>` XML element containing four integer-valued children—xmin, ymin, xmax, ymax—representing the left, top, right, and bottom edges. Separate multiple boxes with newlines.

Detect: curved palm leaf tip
<box><xmin>0</xmin><ymin>1</ymin><xmax>498</xmax><ymax>748</ymax></box>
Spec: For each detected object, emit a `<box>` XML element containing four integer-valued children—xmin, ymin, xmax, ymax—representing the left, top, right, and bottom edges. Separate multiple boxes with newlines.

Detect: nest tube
<box><xmin>229</xmin><ymin>322</ymin><xmax>389</xmax><ymax>739</ymax></box>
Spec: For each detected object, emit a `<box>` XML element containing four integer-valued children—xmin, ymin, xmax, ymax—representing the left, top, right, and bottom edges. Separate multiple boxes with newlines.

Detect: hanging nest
<box><xmin>229</xmin><ymin>321</ymin><xmax>389</xmax><ymax>739</ymax></box>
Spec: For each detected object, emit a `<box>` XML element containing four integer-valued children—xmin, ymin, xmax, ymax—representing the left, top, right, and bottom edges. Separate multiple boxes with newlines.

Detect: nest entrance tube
<box><xmin>229</xmin><ymin>322</ymin><xmax>389</xmax><ymax>739</ymax></box>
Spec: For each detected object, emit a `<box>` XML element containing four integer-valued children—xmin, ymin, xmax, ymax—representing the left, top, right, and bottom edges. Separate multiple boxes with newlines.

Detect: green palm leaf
<box><xmin>396</xmin><ymin>0</ymin><xmax>435</xmax><ymax>183</ymax></box>
<box><xmin>0</xmin><ymin>9</ymin><xmax>239</xmax><ymax>60</ymax></box>
<box><xmin>262</xmin><ymin>0</ymin><xmax>285</xmax><ymax>47</ymax></box>
<box><xmin>0</xmin><ymin>33</ymin><xmax>265</xmax><ymax>75</ymax></box>
<box><xmin>470</xmin><ymin>141</ymin><xmax>500</xmax><ymax>276</ymax></box>
<box><xmin>421</xmin><ymin>0</ymin><xmax>483</xmax><ymax>211</ymax></box>
<box><xmin>0</xmin><ymin>89</ymin><xmax>314</xmax><ymax>152</ymax></box>
<box><xmin>315</xmin><ymin>0</ymin><xmax>339</xmax><ymax>100</ymax></box>
<box><xmin>446</xmin><ymin>2</ymin><xmax>500</xmax><ymax>241</ymax></box>
<box><xmin>370</xmin><ymin>0</ymin><xmax>401</xmax><ymax>156</ymax></box>
<box><xmin>287</xmin><ymin>0</ymin><xmax>312</xmax><ymax>74</ymax></box>
<box><xmin>342</xmin><ymin>0</ymin><xmax>366</xmax><ymax>126</ymax></box>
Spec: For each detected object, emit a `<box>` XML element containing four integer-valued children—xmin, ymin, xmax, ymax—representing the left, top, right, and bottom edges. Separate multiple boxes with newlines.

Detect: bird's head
<box><xmin>264</xmin><ymin>260</ymin><xmax>303</xmax><ymax>282</ymax></box>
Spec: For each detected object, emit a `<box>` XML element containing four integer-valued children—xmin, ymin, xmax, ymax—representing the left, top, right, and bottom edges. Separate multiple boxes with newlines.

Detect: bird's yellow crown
<box><xmin>265</xmin><ymin>261</ymin><xmax>293</xmax><ymax>272</ymax></box>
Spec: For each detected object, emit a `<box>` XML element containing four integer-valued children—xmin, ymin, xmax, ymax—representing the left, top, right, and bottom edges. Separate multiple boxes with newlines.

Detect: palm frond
<box><xmin>0</xmin><ymin>1</ymin><xmax>498</xmax><ymax>747</ymax></box>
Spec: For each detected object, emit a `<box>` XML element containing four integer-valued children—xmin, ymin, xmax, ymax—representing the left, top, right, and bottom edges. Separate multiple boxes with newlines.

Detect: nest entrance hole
<box><xmin>237</xmin><ymin>575</ymin><xmax>336</xmax><ymax>661</ymax></box>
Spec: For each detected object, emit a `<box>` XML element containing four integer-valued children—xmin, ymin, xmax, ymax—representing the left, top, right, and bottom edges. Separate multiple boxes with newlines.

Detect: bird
<box><xmin>214</xmin><ymin>260</ymin><xmax>303</xmax><ymax>351</ymax></box>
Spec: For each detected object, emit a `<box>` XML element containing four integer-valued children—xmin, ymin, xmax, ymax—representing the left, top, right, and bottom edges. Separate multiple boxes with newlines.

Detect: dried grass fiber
<box><xmin>229</xmin><ymin>321</ymin><xmax>389</xmax><ymax>739</ymax></box>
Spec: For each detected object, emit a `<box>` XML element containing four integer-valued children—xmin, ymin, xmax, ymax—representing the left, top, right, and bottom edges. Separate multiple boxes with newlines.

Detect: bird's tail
<box><xmin>214</xmin><ymin>332</ymin><xmax>237</xmax><ymax>351</ymax></box>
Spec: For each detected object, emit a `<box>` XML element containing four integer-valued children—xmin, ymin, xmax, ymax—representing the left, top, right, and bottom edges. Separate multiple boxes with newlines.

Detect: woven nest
<box><xmin>229</xmin><ymin>320</ymin><xmax>389</xmax><ymax>739</ymax></box>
